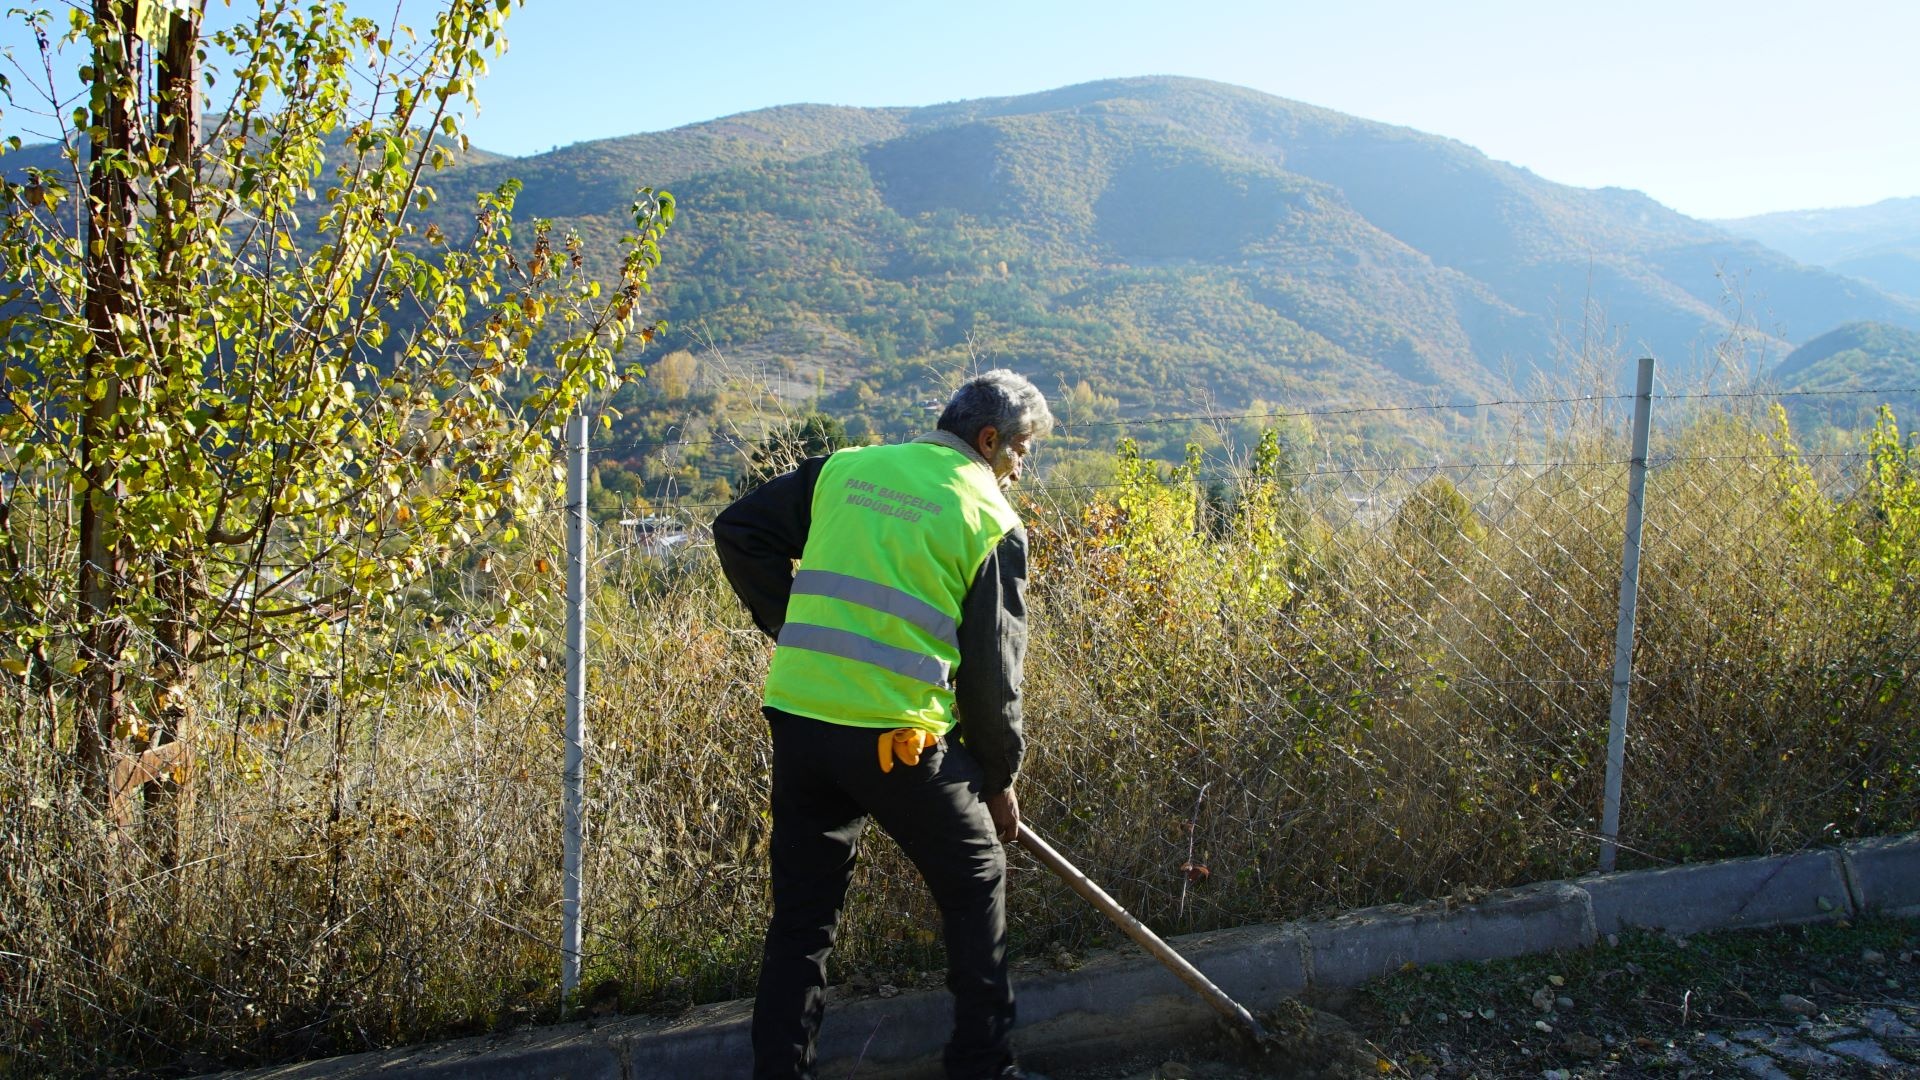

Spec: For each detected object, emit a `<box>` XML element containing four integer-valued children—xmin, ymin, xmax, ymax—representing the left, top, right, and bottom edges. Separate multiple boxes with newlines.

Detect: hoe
<box><xmin>1016</xmin><ymin>823</ymin><xmax>1270</xmax><ymax>1046</ymax></box>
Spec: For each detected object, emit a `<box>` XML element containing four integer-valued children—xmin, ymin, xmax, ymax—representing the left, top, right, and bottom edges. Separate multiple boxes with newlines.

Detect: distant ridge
<box><xmin>1719</xmin><ymin>197</ymin><xmax>1920</xmax><ymax>301</ymax></box>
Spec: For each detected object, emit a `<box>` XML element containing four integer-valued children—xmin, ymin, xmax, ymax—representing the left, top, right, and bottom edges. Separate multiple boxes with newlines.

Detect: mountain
<box><xmin>1718</xmin><ymin>197</ymin><xmax>1920</xmax><ymax>301</ymax></box>
<box><xmin>16</xmin><ymin>78</ymin><xmax>1920</xmax><ymax>484</ymax></box>
<box><xmin>1770</xmin><ymin>321</ymin><xmax>1920</xmax><ymax>433</ymax></box>
<box><xmin>417</xmin><ymin>80</ymin><xmax>1918</xmax><ymax>409</ymax></box>
<box><xmin>0</xmin><ymin>122</ymin><xmax>512</xmax><ymax>181</ymax></box>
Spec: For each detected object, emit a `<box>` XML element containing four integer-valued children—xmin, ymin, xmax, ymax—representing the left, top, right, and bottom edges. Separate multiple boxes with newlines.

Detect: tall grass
<box><xmin>1</xmin><ymin>406</ymin><xmax>1915</xmax><ymax>1076</ymax></box>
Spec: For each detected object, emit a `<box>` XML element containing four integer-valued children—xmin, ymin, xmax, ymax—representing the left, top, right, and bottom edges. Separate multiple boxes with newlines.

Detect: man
<box><xmin>713</xmin><ymin>369</ymin><xmax>1052</xmax><ymax>1080</ymax></box>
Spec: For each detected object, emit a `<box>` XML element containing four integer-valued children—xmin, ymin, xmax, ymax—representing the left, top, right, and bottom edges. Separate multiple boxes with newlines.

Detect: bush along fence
<box><xmin>3</xmin><ymin>362</ymin><xmax>1918</xmax><ymax>1076</ymax></box>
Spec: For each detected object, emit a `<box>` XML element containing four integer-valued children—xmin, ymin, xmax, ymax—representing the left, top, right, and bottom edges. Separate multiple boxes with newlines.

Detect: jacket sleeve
<box><xmin>711</xmin><ymin>457</ymin><xmax>828</xmax><ymax>640</ymax></box>
<box><xmin>953</xmin><ymin>524</ymin><xmax>1029</xmax><ymax>795</ymax></box>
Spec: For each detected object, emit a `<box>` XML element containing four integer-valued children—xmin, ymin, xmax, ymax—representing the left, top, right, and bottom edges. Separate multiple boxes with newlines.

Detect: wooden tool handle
<box><xmin>1016</xmin><ymin>822</ymin><xmax>1266</xmax><ymax>1042</ymax></box>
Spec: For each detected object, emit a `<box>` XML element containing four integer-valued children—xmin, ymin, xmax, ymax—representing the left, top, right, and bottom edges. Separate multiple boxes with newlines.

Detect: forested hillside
<box><xmin>1772</xmin><ymin>321</ymin><xmax>1920</xmax><ymax>431</ymax></box>
<box><xmin>17</xmin><ymin>77</ymin><xmax>1916</xmax><ymax>498</ymax></box>
<box><xmin>426</xmin><ymin>77</ymin><xmax>1920</xmax><ymax>498</ymax></box>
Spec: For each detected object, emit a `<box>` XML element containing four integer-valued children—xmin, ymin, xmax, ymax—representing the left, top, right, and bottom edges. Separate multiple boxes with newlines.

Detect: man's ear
<box><xmin>973</xmin><ymin>425</ymin><xmax>1000</xmax><ymax>461</ymax></box>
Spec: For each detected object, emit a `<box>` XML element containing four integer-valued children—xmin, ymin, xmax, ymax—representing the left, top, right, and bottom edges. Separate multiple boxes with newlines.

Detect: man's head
<box><xmin>938</xmin><ymin>369</ymin><xmax>1054</xmax><ymax>486</ymax></box>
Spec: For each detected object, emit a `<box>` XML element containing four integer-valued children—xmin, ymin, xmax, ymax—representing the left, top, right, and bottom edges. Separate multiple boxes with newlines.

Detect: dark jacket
<box><xmin>712</xmin><ymin>434</ymin><xmax>1029</xmax><ymax>794</ymax></box>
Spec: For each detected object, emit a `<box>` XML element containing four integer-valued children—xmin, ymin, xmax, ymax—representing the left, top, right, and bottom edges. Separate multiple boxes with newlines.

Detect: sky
<box><xmin>2</xmin><ymin>0</ymin><xmax>1915</xmax><ymax>220</ymax></box>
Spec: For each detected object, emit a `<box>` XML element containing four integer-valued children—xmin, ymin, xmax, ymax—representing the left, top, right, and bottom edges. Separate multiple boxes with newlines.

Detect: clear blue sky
<box><xmin>3</xmin><ymin>0</ymin><xmax>1915</xmax><ymax>219</ymax></box>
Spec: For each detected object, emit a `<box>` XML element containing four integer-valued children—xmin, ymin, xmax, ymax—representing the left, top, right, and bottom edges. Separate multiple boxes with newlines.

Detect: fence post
<box><xmin>561</xmin><ymin>409</ymin><xmax>589</xmax><ymax>1006</ymax></box>
<box><xmin>1599</xmin><ymin>357</ymin><xmax>1655</xmax><ymax>873</ymax></box>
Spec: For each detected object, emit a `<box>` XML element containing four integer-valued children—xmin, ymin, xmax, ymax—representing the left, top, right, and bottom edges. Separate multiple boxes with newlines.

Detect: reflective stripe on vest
<box><xmin>776</xmin><ymin>622</ymin><xmax>951</xmax><ymax>687</ymax></box>
<box><xmin>790</xmin><ymin>569</ymin><xmax>960</xmax><ymax>651</ymax></box>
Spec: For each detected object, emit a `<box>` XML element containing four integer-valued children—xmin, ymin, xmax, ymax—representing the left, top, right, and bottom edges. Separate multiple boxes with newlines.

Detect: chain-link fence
<box><xmin>1007</xmin><ymin>417</ymin><xmax>1918</xmax><ymax>947</ymax></box>
<box><xmin>3</xmin><ymin>381</ymin><xmax>1917</xmax><ymax>1075</ymax></box>
<box><xmin>575</xmin><ymin>381</ymin><xmax>1919</xmax><ymax>1025</ymax></box>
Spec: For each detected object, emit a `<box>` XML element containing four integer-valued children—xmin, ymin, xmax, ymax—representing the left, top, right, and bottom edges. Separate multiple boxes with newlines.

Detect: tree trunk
<box><xmin>72</xmin><ymin>0</ymin><xmax>140</xmax><ymax>975</ymax></box>
<box><xmin>74</xmin><ymin>0</ymin><xmax>137</xmax><ymax>807</ymax></box>
<box><xmin>141</xmin><ymin>2</ymin><xmax>206</xmax><ymax>869</ymax></box>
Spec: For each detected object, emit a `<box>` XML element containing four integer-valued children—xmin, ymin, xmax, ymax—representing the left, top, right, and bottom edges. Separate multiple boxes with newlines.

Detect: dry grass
<box><xmin>1</xmin><ymin>410</ymin><xmax>1916</xmax><ymax>1077</ymax></box>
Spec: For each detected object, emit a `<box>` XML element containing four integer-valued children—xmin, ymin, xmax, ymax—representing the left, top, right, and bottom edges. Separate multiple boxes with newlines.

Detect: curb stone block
<box><xmin>818</xmin><ymin>923</ymin><xmax>1311</xmax><ymax>1079</ymax></box>
<box><xmin>1580</xmin><ymin>850</ymin><xmax>1851</xmax><ymax>937</ymax></box>
<box><xmin>214</xmin><ymin>841</ymin><xmax>1920</xmax><ymax>1079</ymax></box>
<box><xmin>810</xmin><ymin>985</ymin><xmax>951</xmax><ymax>1080</ymax></box>
<box><xmin>1843</xmin><ymin>833</ymin><xmax>1920</xmax><ymax>917</ymax></box>
<box><xmin>1301</xmin><ymin>883</ymin><xmax>1594</xmax><ymax>989</ymax></box>
<box><xmin>1161</xmin><ymin>922</ymin><xmax>1312</xmax><ymax>1009</ymax></box>
<box><xmin>613</xmin><ymin>1004</ymin><xmax>752</xmax><ymax>1080</ymax></box>
<box><xmin>234</xmin><ymin>1011</ymin><xmax>670</xmax><ymax>1079</ymax></box>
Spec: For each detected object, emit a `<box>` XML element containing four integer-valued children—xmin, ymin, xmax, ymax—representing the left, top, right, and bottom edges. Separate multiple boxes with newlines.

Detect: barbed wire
<box><xmin>581</xmin><ymin>384</ymin><xmax>1920</xmax><ymax>458</ymax></box>
<box><xmin>552</xmin><ymin>449</ymin><xmax>1883</xmax><ymax>520</ymax></box>
<box><xmin>1663</xmin><ymin>385</ymin><xmax>1920</xmax><ymax>402</ymax></box>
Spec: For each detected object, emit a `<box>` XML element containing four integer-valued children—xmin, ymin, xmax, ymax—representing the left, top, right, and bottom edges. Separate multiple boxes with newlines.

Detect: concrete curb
<box><xmin>1300</xmin><ymin>882</ymin><xmax>1595</xmax><ymax>989</ymax></box>
<box><xmin>1579</xmin><ymin>848</ymin><xmax>1853</xmax><ymax>937</ymax></box>
<box><xmin>1843</xmin><ymin>834</ymin><xmax>1920</xmax><ymax>917</ymax></box>
<box><xmin>232</xmin><ymin>833</ymin><xmax>1920</xmax><ymax>1079</ymax></box>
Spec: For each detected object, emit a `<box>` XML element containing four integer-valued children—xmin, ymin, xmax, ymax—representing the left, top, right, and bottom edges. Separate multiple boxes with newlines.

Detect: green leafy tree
<box><xmin>1224</xmin><ymin>426</ymin><xmax>1296</xmax><ymax>605</ymax></box>
<box><xmin>1389</xmin><ymin>476</ymin><xmax>1486</xmax><ymax>581</ymax></box>
<box><xmin>0</xmin><ymin>1</ymin><xmax>671</xmax><ymax>822</ymax></box>
<box><xmin>1766</xmin><ymin>404</ymin><xmax>1918</xmax><ymax>603</ymax></box>
<box><xmin>736</xmin><ymin>412</ymin><xmax>852</xmax><ymax>492</ymax></box>
<box><xmin>1855</xmin><ymin>405</ymin><xmax>1920</xmax><ymax>590</ymax></box>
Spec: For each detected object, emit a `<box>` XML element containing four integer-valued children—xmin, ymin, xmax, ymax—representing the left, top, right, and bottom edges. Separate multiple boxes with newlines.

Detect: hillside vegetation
<box><xmin>1772</xmin><ymin>321</ymin><xmax>1920</xmax><ymax>432</ymax></box>
<box><xmin>13</xmin><ymin>77</ymin><xmax>1914</xmax><ymax>498</ymax></box>
<box><xmin>404</xmin><ymin>78</ymin><xmax>1919</xmax><ymax>498</ymax></box>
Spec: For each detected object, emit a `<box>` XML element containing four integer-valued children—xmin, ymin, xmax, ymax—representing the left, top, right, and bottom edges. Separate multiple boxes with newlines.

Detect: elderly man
<box><xmin>714</xmin><ymin>369</ymin><xmax>1052</xmax><ymax>1080</ymax></box>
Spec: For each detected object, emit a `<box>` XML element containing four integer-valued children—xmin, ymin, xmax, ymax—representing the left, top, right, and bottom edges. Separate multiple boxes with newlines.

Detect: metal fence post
<box><xmin>561</xmin><ymin>409</ymin><xmax>589</xmax><ymax>1006</ymax></box>
<box><xmin>1599</xmin><ymin>357</ymin><xmax>1655</xmax><ymax>873</ymax></box>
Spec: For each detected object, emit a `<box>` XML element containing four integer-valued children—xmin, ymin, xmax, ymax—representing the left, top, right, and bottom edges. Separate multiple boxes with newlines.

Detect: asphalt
<box><xmin>228</xmin><ymin>833</ymin><xmax>1920</xmax><ymax>1079</ymax></box>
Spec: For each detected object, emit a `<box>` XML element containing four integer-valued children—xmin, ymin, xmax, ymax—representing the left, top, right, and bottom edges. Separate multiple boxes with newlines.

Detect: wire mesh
<box><xmin>2</xmin><ymin>390</ymin><xmax>1917</xmax><ymax>1076</ymax></box>
<box><xmin>1005</xmin><ymin>453</ymin><xmax>1632</xmax><ymax>943</ymax></box>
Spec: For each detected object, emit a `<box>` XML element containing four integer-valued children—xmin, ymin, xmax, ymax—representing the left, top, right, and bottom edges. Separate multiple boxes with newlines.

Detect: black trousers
<box><xmin>752</xmin><ymin>707</ymin><xmax>1015</xmax><ymax>1080</ymax></box>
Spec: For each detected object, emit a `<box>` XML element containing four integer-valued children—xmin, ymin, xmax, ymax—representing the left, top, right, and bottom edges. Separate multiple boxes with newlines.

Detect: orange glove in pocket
<box><xmin>878</xmin><ymin>727</ymin><xmax>939</xmax><ymax>773</ymax></box>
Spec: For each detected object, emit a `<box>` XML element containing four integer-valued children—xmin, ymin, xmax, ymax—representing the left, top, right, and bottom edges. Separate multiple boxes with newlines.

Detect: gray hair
<box><xmin>936</xmin><ymin>369</ymin><xmax>1054</xmax><ymax>444</ymax></box>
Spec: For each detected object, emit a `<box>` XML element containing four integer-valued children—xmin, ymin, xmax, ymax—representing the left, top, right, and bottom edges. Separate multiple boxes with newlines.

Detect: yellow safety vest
<box><xmin>765</xmin><ymin>442</ymin><xmax>1021</xmax><ymax>735</ymax></box>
